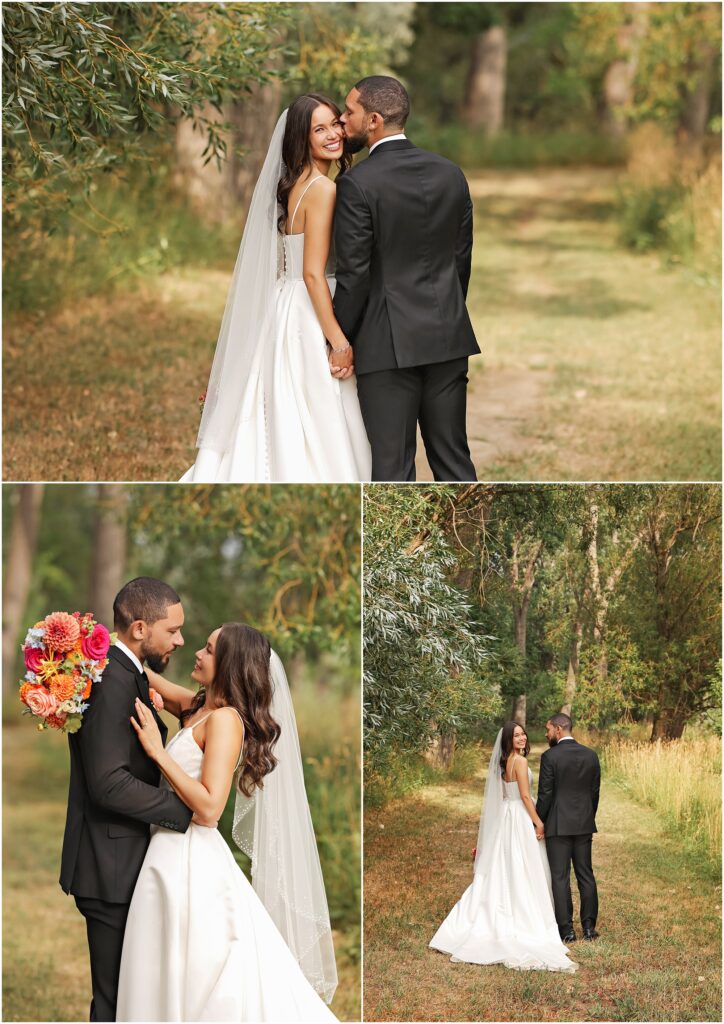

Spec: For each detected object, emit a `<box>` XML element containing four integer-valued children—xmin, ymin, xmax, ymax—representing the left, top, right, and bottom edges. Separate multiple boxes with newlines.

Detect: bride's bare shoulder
<box><xmin>307</xmin><ymin>175</ymin><xmax>337</xmax><ymax>202</ymax></box>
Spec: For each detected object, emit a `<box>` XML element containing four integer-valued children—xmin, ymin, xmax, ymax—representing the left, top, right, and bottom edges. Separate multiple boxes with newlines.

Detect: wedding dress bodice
<box><xmin>282</xmin><ymin>232</ymin><xmax>335</xmax><ymax>281</ymax></box>
<box><xmin>162</xmin><ymin>726</ymin><xmax>204</xmax><ymax>781</ymax></box>
<box><xmin>502</xmin><ymin>768</ymin><xmax>533</xmax><ymax>802</ymax></box>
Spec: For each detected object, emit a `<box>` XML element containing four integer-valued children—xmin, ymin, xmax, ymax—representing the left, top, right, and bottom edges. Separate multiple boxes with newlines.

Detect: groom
<box><xmin>536</xmin><ymin>712</ymin><xmax>601</xmax><ymax>943</ymax></box>
<box><xmin>333</xmin><ymin>75</ymin><xmax>480</xmax><ymax>482</ymax></box>
<box><xmin>60</xmin><ymin>577</ymin><xmax>196</xmax><ymax>1022</ymax></box>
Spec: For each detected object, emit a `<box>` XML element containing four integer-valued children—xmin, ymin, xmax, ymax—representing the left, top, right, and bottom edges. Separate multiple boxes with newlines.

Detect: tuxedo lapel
<box><xmin>108</xmin><ymin>646</ymin><xmax>167</xmax><ymax>743</ymax></box>
<box><xmin>136</xmin><ymin>672</ymin><xmax>168</xmax><ymax>744</ymax></box>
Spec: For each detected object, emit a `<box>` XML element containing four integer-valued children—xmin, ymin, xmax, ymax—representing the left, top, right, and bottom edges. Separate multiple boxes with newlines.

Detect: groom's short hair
<box><xmin>113</xmin><ymin>577</ymin><xmax>181</xmax><ymax>631</ymax></box>
<box><xmin>548</xmin><ymin>712</ymin><xmax>573</xmax><ymax>732</ymax></box>
<box><xmin>355</xmin><ymin>75</ymin><xmax>410</xmax><ymax>129</ymax></box>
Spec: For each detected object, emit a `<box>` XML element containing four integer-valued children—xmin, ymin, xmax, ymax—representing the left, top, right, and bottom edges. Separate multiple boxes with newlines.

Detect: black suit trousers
<box><xmin>74</xmin><ymin>896</ymin><xmax>130</xmax><ymax>1022</ymax></box>
<box><xmin>545</xmin><ymin>834</ymin><xmax>598</xmax><ymax>936</ymax></box>
<box><xmin>356</xmin><ymin>357</ymin><xmax>477</xmax><ymax>482</ymax></box>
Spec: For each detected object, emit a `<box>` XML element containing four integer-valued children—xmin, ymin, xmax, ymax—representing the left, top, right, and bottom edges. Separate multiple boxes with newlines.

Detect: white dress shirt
<box><xmin>115</xmin><ymin>639</ymin><xmax>144</xmax><ymax>676</ymax></box>
<box><xmin>557</xmin><ymin>735</ymin><xmax>574</xmax><ymax>742</ymax></box>
<box><xmin>369</xmin><ymin>133</ymin><xmax>407</xmax><ymax>155</ymax></box>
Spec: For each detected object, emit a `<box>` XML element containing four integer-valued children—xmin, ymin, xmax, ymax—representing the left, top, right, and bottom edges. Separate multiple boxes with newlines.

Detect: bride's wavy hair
<box><xmin>277</xmin><ymin>93</ymin><xmax>351</xmax><ymax>232</ymax></box>
<box><xmin>499</xmin><ymin>720</ymin><xmax>530</xmax><ymax>777</ymax></box>
<box><xmin>180</xmin><ymin>623</ymin><xmax>281</xmax><ymax>797</ymax></box>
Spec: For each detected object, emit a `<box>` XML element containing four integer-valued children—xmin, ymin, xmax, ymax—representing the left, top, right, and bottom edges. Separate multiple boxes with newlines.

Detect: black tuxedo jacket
<box><xmin>60</xmin><ymin>646</ymin><xmax>192</xmax><ymax>903</ymax></box>
<box><xmin>536</xmin><ymin>738</ymin><xmax>600</xmax><ymax>837</ymax></box>
<box><xmin>333</xmin><ymin>139</ymin><xmax>480</xmax><ymax>375</ymax></box>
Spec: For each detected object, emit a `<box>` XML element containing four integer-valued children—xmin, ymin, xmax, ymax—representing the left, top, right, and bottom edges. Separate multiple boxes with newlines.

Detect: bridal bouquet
<box><xmin>18</xmin><ymin>611</ymin><xmax>115</xmax><ymax>733</ymax></box>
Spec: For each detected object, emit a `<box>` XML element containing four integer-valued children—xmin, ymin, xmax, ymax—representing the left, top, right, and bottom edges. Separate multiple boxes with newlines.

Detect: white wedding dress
<box><xmin>182</xmin><ymin>176</ymin><xmax>371</xmax><ymax>484</ymax></box>
<box><xmin>116</xmin><ymin>714</ymin><xmax>337</xmax><ymax>1022</ymax></box>
<box><xmin>429</xmin><ymin>754</ymin><xmax>577</xmax><ymax>973</ymax></box>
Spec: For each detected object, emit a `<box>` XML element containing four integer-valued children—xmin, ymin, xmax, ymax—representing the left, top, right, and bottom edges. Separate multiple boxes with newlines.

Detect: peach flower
<box><xmin>25</xmin><ymin>687</ymin><xmax>58</xmax><ymax>718</ymax></box>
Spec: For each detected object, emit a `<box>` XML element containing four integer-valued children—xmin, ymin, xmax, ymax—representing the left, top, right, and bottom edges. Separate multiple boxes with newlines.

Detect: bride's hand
<box><xmin>192</xmin><ymin>812</ymin><xmax>219</xmax><ymax>829</ymax></box>
<box><xmin>329</xmin><ymin>343</ymin><xmax>354</xmax><ymax>379</ymax></box>
<box><xmin>130</xmin><ymin>698</ymin><xmax>165</xmax><ymax>761</ymax></box>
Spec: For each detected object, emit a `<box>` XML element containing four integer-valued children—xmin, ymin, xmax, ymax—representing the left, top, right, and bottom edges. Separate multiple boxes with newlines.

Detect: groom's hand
<box><xmin>535</xmin><ymin>822</ymin><xmax>545</xmax><ymax>840</ymax></box>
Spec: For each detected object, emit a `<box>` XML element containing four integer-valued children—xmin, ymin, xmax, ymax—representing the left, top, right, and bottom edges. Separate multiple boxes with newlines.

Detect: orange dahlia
<box><xmin>44</xmin><ymin>612</ymin><xmax>81</xmax><ymax>654</ymax></box>
<box><xmin>48</xmin><ymin>674</ymin><xmax>76</xmax><ymax>702</ymax></box>
<box><xmin>81</xmin><ymin>677</ymin><xmax>93</xmax><ymax>700</ymax></box>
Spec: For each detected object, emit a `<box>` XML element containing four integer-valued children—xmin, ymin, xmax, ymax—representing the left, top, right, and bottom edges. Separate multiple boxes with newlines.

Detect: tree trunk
<box><xmin>512</xmin><ymin>694</ymin><xmax>526</xmax><ymax>727</ymax></box>
<box><xmin>513</xmin><ymin>598</ymin><xmax>529</xmax><ymax>656</ymax></box>
<box><xmin>651</xmin><ymin>709</ymin><xmax>686</xmax><ymax>741</ymax></box>
<box><xmin>561</xmin><ymin>616</ymin><xmax>583</xmax><ymax>716</ymax></box>
<box><xmin>174</xmin><ymin>78</ymin><xmax>282</xmax><ymax>222</ymax></box>
<box><xmin>427</xmin><ymin>727</ymin><xmax>457</xmax><ymax>771</ymax></box>
<box><xmin>2</xmin><ymin>484</ymin><xmax>44</xmax><ymax>696</ymax></box>
<box><xmin>463</xmin><ymin>25</ymin><xmax>507</xmax><ymax>136</ymax></box>
<box><xmin>90</xmin><ymin>485</ymin><xmax>129</xmax><ymax>628</ymax></box>
<box><xmin>680</xmin><ymin>43</ymin><xmax>716</xmax><ymax>153</ymax></box>
<box><xmin>602</xmin><ymin>4</ymin><xmax>650</xmax><ymax>137</ymax></box>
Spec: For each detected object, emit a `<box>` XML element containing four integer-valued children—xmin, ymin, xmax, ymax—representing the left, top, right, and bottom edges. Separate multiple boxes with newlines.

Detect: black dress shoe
<box><xmin>561</xmin><ymin>931</ymin><xmax>576</xmax><ymax>943</ymax></box>
<box><xmin>582</xmin><ymin>925</ymin><xmax>599</xmax><ymax>941</ymax></box>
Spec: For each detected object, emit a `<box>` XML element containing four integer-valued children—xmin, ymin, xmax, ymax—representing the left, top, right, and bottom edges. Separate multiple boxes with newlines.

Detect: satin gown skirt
<box><xmin>429</xmin><ymin>781</ymin><xmax>577</xmax><ymax>973</ymax></box>
<box><xmin>116</xmin><ymin>729</ymin><xmax>337</xmax><ymax>1022</ymax></box>
<box><xmin>182</xmin><ymin>243</ymin><xmax>372</xmax><ymax>483</ymax></box>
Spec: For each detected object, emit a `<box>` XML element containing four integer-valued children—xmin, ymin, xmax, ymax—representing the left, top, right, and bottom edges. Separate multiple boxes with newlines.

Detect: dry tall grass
<box><xmin>602</xmin><ymin>735</ymin><xmax>721</xmax><ymax>861</ymax></box>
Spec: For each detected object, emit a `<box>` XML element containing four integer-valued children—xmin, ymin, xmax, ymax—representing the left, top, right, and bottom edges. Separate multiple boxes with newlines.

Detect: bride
<box><xmin>116</xmin><ymin>622</ymin><xmax>338</xmax><ymax>1021</ymax></box>
<box><xmin>429</xmin><ymin>721</ymin><xmax>577</xmax><ymax>973</ymax></box>
<box><xmin>182</xmin><ymin>94</ymin><xmax>371</xmax><ymax>483</ymax></box>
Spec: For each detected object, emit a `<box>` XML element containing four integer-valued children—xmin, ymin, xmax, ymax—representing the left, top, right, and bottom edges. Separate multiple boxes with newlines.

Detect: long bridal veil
<box><xmin>232</xmin><ymin>651</ymin><xmax>338</xmax><ymax>1005</ymax></box>
<box><xmin>196</xmin><ymin>110</ymin><xmax>288</xmax><ymax>462</ymax></box>
<box><xmin>474</xmin><ymin>728</ymin><xmax>504</xmax><ymax>876</ymax></box>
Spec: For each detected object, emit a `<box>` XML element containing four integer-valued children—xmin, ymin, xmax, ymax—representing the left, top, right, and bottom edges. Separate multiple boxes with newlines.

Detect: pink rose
<box><xmin>25</xmin><ymin>687</ymin><xmax>58</xmax><ymax>719</ymax></box>
<box><xmin>24</xmin><ymin>646</ymin><xmax>53</xmax><ymax>674</ymax></box>
<box><xmin>81</xmin><ymin>624</ymin><xmax>111</xmax><ymax>661</ymax></box>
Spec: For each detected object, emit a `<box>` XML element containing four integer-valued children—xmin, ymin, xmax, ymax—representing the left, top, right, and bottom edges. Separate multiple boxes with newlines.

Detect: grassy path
<box><xmin>2</xmin><ymin>723</ymin><xmax>360</xmax><ymax>1022</ymax></box>
<box><xmin>4</xmin><ymin>169</ymin><xmax>720</xmax><ymax>482</ymax></box>
<box><xmin>363</xmin><ymin>743</ymin><xmax>721</xmax><ymax>1022</ymax></box>
<box><xmin>418</xmin><ymin>168</ymin><xmax>720</xmax><ymax>481</ymax></box>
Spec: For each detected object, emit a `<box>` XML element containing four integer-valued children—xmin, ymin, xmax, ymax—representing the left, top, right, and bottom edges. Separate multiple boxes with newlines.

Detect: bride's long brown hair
<box><xmin>277</xmin><ymin>93</ymin><xmax>351</xmax><ymax>233</ymax></box>
<box><xmin>180</xmin><ymin>623</ymin><xmax>281</xmax><ymax>796</ymax></box>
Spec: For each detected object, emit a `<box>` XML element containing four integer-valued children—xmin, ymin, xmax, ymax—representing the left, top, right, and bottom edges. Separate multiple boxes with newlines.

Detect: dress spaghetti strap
<box><xmin>188</xmin><ymin>712</ymin><xmax>214</xmax><ymax>731</ymax></box>
<box><xmin>288</xmin><ymin>175</ymin><xmax>325</xmax><ymax>234</ymax></box>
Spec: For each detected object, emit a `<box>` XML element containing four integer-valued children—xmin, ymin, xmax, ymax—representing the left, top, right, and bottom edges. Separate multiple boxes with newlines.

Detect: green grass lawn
<box><xmin>3</xmin><ymin>713</ymin><xmax>360</xmax><ymax>1022</ymax></box>
<box><xmin>456</xmin><ymin>168</ymin><xmax>721</xmax><ymax>482</ymax></box>
<box><xmin>4</xmin><ymin>168</ymin><xmax>720</xmax><ymax>482</ymax></box>
<box><xmin>363</xmin><ymin>742</ymin><xmax>722</xmax><ymax>1022</ymax></box>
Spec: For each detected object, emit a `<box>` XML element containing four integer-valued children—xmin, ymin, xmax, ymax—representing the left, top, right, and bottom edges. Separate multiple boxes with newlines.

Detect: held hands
<box><xmin>130</xmin><ymin>698</ymin><xmax>165</xmax><ymax>761</ymax></box>
<box><xmin>328</xmin><ymin>341</ymin><xmax>354</xmax><ymax>380</ymax></box>
<box><xmin>535</xmin><ymin>822</ymin><xmax>545</xmax><ymax>840</ymax></box>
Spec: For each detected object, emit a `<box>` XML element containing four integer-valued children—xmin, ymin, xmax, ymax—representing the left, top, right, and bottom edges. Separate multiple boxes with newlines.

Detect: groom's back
<box><xmin>540</xmin><ymin>739</ymin><xmax>600</xmax><ymax>836</ymax></box>
<box><xmin>333</xmin><ymin>141</ymin><xmax>480</xmax><ymax>375</ymax></box>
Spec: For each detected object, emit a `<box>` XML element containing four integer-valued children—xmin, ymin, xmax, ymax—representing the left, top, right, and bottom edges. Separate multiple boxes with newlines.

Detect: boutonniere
<box><xmin>148</xmin><ymin>687</ymin><xmax>164</xmax><ymax>713</ymax></box>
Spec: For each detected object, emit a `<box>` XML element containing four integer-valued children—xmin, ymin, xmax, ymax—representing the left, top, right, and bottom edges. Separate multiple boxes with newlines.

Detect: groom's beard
<box><xmin>142</xmin><ymin>644</ymin><xmax>174</xmax><ymax>674</ymax></box>
<box><xmin>548</xmin><ymin>736</ymin><xmax>558</xmax><ymax>747</ymax></box>
<box><xmin>343</xmin><ymin>131</ymin><xmax>368</xmax><ymax>155</ymax></box>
